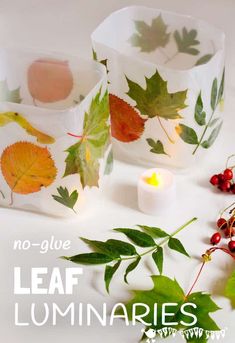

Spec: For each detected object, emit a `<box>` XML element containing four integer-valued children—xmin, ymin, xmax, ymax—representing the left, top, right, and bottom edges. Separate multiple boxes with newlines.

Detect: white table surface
<box><xmin>0</xmin><ymin>0</ymin><xmax>235</xmax><ymax>342</ymax></box>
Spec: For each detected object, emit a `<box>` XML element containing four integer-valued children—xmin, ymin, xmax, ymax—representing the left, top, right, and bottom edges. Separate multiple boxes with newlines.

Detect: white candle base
<box><xmin>138</xmin><ymin>168</ymin><xmax>176</xmax><ymax>215</ymax></box>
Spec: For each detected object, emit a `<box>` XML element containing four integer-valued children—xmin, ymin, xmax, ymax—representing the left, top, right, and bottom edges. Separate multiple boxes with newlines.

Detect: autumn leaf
<box><xmin>126</xmin><ymin>70</ymin><xmax>187</xmax><ymax>120</ymax></box>
<box><xmin>130</xmin><ymin>15</ymin><xmax>170</xmax><ymax>52</ymax></box>
<box><xmin>109</xmin><ymin>94</ymin><xmax>146</xmax><ymax>142</ymax></box>
<box><xmin>0</xmin><ymin>112</ymin><xmax>55</xmax><ymax>144</ymax></box>
<box><xmin>121</xmin><ymin>275</ymin><xmax>220</xmax><ymax>342</ymax></box>
<box><xmin>1</xmin><ymin>141</ymin><xmax>57</xmax><ymax>194</ymax></box>
<box><xmin>174</xmin><ymin>28</ymin><xmax>200</xmax><ymax>55</ymax></box>
<box><xmin>0</xmin><ymin>80</ymin><xmax>21</xmax><ymax>103</ymax></box>
<box><xmin>64</xmin><ymin>89</ymin><xmax>110</xmax><ymax>188</ymax></box>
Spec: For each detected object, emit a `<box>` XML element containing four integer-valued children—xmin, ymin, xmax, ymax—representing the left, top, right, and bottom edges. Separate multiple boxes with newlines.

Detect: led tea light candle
<box><xmin>138</xmin><ymin>168</ymin><xmax>176</xmax><ymax>215</ymax></box>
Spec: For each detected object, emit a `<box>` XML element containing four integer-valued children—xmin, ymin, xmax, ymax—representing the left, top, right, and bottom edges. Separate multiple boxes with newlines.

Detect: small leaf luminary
<box><xmin>92</xmin><ymin>6</ymin><xmax>225</xmax><ymax>168</ymax></box>
<box><xmin>138</xmin><ymin>168</ymin><xmax>176</xmax><ymax>215</ymax></box>
<box><xmin>0</xmin><ymin>49</ymin><xmax>112</xmax><ymax>216</ymax></box>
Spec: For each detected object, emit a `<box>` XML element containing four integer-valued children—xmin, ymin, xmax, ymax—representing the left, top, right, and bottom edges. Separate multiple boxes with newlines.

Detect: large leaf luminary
<box><xmin>92</xmin><ymin>6</ymin><xmax>225</xmax><ymax>168</ymax></box>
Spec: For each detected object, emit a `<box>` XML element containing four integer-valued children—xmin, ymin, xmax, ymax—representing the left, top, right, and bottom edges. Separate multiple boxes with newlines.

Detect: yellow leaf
<box><xmin>1</xmin><ymin>141</ymin><xmax>57</xmax><ymax>194</ymax></box>
<box><xmin>0</xmin><ymin>112</ymin><xmax>55</xmax><ymax>144</ymax></box>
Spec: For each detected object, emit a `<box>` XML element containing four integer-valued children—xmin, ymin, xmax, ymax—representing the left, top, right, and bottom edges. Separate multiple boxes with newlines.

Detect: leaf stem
<box><xmin>9</xmin><ymin>191</ymin><xmax>13</xmax><ymax>206</ymax></box>
<box><xmin>185</xmin><ymin>246</ymin><xmax>235</xmax><ymax>299</ymax></box>
<box><xmin>120</xmin><ymin>217</ymin><xmax>197</xmax><ymax>262</ymax></box>
<box><xmin>164</xmin><ymin>51</ymin><xmax>179</xmax><ymax>64</ymax></box>
<box><xmin>157</xmin><ymin>116</ymin><xmax>175</xmax><ymax>144</ymax></box>
<box><xmin>226</xmin><ymin>154</ymin><xmax>235</xmax><ymax>169</ymax></box>
<box><xmin>192</xmin><ymin>110</ymin><xmax>215</xmax><ymax>155</ymax></box>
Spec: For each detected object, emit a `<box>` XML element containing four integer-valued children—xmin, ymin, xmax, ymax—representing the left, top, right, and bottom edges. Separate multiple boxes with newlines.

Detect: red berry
<box><xmin>228</xmin><ymin>240</ymin><xmax>235</xmax><ymax>252</ymax></box>
<box><xmin>210</xmin><ymin>175</ymin><xmax>219</xmax><ymax>186</ymax></box>
<box><xmin>224</xmin><ymin>168</ymin><xmax>233</xmax><ymax>181</ymax></box>
<box><xmin>229</xmin><ymin>216</ymin><xmax>235</xmax><ymax>227</ymax></box>
<box><xmin>217</xmin><ymin>218</ymin><xmax>227</xmax><ymax>230</ymax></box>
<box><xmin>220</xmin><ymin>180</ymin><xmax>231</xmax><ymax>192</ymax></box>
<box><xmin>218</xmin><ymin>173</ymin><xmax>225</xmax><ymax>183</ymax></box>
<box><xmin>210</xmin><ymin>232</ymin><xmax>221</xmax><ymax>245</ymax></box>
<box><xmin>231</xmin><ymin>184</ymin><xmax>235</xmax><ymax>194</ymax></box>
<box><xmin>224</xmin><ymin>227</ymin><xmax>235</xmax><ymax>237</ymax></box>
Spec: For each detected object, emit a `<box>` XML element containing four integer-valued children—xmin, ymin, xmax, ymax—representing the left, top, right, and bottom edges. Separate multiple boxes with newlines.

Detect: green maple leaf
<box><xmin>224</xmin><ymin>270</ymin><xmax>235</xmax><ymax>308</ymax></box>
<box><xmin>0</xmin><ymin>80</ymin><xmax>21</xmax><ymax>103</ymax></box>
<box><xmin>122</xmin><ymin>275</ymin><xmax>220</xmax><ymax>342</ymax></box>
<box><xmin>126</xmin><ymin>70</ymin><xmax>187</xmax><ymax>120</ymax></box>
<box><xmin>52</xmin><ymin>187</ymin><xmax>79</xmax><ymax>213</ymax></box>
<box><xmin>174</xmin><ymin>28</ymin><xmax>200</xmax><ymax>55</ymax></box>
<box><xmin>130</xmin><ymin>15</ymin><xmax>170</xmax><ymax>52</ymax></box>
<box><xmin>64</xmin><ymin>89</ymin><xmax>110</xmax><ymax>188</ymax></box>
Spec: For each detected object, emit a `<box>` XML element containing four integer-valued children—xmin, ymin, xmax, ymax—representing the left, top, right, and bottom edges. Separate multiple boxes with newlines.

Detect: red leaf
<box><xmin>109</xmin><ymin>94</ymin><xmax>146</xmax><ymax>142</ymax></box>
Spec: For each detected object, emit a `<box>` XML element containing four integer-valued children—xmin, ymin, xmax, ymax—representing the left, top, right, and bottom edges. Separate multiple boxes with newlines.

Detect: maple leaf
<box><xmin>0</xmin><ymin>112</ymin><xmax>55</xmax><ymax>144</ymax></box>
<box><xmin>122</xmin><ymin>275</ymin><xmax>220</xmax><ymax>342</ymax></box>
<box><xmin>174</xmin><ymin>28</ymin><xmax>200</xmax><ymax>55</ymax></box>
<box><xmin>109</xmin><ymin>94</ymin><xmax>146</xmax><ymax>142</ymax></box>
<box><xmin>224</xmin><ymin>270</ymin><xmax>235</xmax><ymax>308</ymax></box>
<box><xmin>1</xmin><ymin>141</ymin><xmax>57</xmax><ymax>195</ymax></box>
<box><xmin>64</xmin><ymin>89</ymin><xmax>110</xmax><ymax>188</ymax></box>
<box><xmin>126</xmin><ymin>70</ymin><xmax>187</xmax><ymax>120</ymax></box>
<box><xmin>130</xmin><ymin>15</ymin><xmax>170</xmax><ymax>52</ymax></box>
<box><xmin>0</xmin><ymin>80</ymin><xmax>21</xmax><ymax>103</ymax></box>
<box><xmin>52</xmin><ymin>186</ymin><xmax>78</xmax><ymax>213</ymax></box>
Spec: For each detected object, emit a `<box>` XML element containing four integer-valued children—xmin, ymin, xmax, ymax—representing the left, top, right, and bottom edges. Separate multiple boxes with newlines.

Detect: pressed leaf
<box><xmin>152</xmin><ymin>247</ymin><xmax>163</xmax><ymax>274</ymax></box>
<box><xmin>146</xmin><ymin>138</ymin><xmax>168</xmax><ymax>155</ymax></box>
<box><xmin>106</xmin><ymin>239</ymin><xmax>137</xmax><ymax>256</ymax></box>
<box><xmin>195</xmin><ymin>54</ymin><xmax>213</xmax><ymax>66</ymax></box>
<box><xmin>168</xmin><ymin>237</ymin><xmax>190</xmax><ymax>257</ymax></box>
<box><xmin>209</xmin><ymin>117</ymin><xmax>220</xmax><ymax>127</ymax></box>
<box><xmin>194</xmin><ymin>93</ymin><xmax>206</xmax><ymax>126</ymax></box>
<box><xmin>104</xmin><ymin>149</ymin><xmax>113</xmax><ymax>175</ymax></box>
<box><xmin>138</xmin><ymin>225</ymin><xmax>169</xmax><ymax>238</ymax></box>
<box><xmin>64</xmin><ymin>89</ymin><xmax>110</xmax><ymax>188</ymax></box>
<box><xmin>217</xmin><ymin>68</ymin><xmax>225</xmax><ymax>105</ymax></box>
<box><xmin>211</xmin><ymin>78</ymin><xmax>218</xmax><ymax>111</ymax></box>
<box><xmin>52</xmin><ymin>186</ymin><xmax>78</xmax><ymax>212</ymax></box>
<box><xmin>63</xmin><ymin>252</ymin><xmax>113</xmax><ymax>265</ymax></box>
<box><xmin>1</xmin><ymin>142</ymin><xmax>57</xmax><ymax>195</ymax></box>
<box><xmin>122</xmin><ymin>275</ymin><xmax>220</xmax><ymax>341</ymax></box>
<box><xmin>126</xmin><ymin>70</ymin><xmax>187</xmax><ymax>120</ymax></box>
<box><xmin>201</xmin><ymin>121</ymin><xmax>223</xmax><ymax>149</ymax></box>
<box><xmin>109</xmin><ymin>94</ymin><xmax>146</xmax><ymax>142</ymax></box>
<box><xmin>176</xmin><ymin>124</ymin><xmax>198</xmax><ymax>145</ymax></box>
<box><xmin>124</xmin><ymin>257</ymin><xmax>141</xmax><ymax>284</ymax></box>
<box><xmin>224</xmin><ymin>270</ymin><xmax>235</xmax><ymax>308</ymax></box>
<box><xmin>105</xmin><ymin>260</ymin><xmax>121</xmax><ymax>293</ymax></box>
<box><xmin>130</xmin><ymin>15</ymin><xmax>170</xmax><ymax>52</ymax></box>
<box><xmin>81</xmin><ymin>238</ymin><xmax>121</xmax><ymax>258</ymax></box>
<box><xmin>0</xmin><ymin>112</ymin><xmax>55</xmax><ymax>144</ymax></box>
<box><xmin>114</xmin><ymin>228</ymin><xmax>156</xmax><ymax>247</ymax></box>
<box><xmin>0</xmin><ymin>80</ymin><xmax>21</xmax><ymax>103</ymax></box>
<box><xmin>174</xmin><ymin>28</ymin><xmax>200</xmax><ymax>55</ymax></box>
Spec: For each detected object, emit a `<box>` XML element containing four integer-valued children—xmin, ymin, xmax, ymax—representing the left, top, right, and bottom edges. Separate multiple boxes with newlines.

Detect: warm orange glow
<box><xmin>145</xmin><ymin>172</ymin><xmax>162</xmax><ymax>187</ymax></box>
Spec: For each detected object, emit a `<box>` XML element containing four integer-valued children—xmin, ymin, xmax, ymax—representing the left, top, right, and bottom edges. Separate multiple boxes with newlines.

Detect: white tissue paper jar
<box><xmin>0</xmin><ymin>49</ymin><xmax>112</xmax><ymax>217</ymax></box>
<box><xmin>91</xmin><ymin>6</ymin><xmax>225</xmax><ymax>169</ymax></box>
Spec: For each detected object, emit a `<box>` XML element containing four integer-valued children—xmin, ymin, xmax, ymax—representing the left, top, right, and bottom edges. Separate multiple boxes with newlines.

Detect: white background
<box><xmin>0</xmin><ymin>0</ymin><xmax>235</xmax><ymax>342</ymax></box>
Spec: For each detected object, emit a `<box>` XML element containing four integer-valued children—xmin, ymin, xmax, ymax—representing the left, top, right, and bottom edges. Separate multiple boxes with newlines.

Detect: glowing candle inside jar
<box><xmin>138</xmin><ymin>168</ymin><xmax>176</xmax><ymax>215</ymax></box>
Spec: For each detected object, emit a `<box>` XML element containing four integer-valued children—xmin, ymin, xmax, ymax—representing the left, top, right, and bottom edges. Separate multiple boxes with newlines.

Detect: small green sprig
<box><xmin>62</xmin><ymin>217</ymin><xmax>197</xmax><ymax>293</ymax></box>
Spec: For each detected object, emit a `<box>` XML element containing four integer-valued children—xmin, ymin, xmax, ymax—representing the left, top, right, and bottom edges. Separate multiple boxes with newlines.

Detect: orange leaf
<box><xmin>1</xmin><ymin>142</ymin><xmax>57</xmax><ymax>194</ymax></box>
<box><xmin>109</xmin><ymin>94</ymin><xmax>146</xmax><ymax>142</ymax></box>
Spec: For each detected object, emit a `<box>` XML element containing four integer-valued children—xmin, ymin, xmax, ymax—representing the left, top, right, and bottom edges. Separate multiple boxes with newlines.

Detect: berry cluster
<box><xmin>210</xmin><ymin>155</ymin><xmax>235</xmax><ymax>193</ymax></box>
<box><xmin>210</xmin><ymin>205</ymin><xmax>235</xmax><ymax>252</ymax></box>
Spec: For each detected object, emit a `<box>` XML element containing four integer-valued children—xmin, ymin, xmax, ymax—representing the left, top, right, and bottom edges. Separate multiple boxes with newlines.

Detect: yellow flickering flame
<box><xmin>145</xmin><ymin>172</ymin><xmax>163</xmax><ymax>187</ymax></box>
